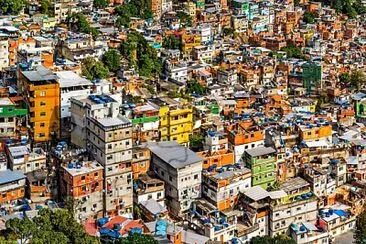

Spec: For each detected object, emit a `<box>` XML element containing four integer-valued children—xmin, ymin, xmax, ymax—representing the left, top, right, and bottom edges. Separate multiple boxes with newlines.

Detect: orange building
<box><xmin>132</xmin><ymin>147</ymin><xmax>151</xmax><ymax>179</ymax></box>
<box><xmin>0</xmin><ymin>170</ymin><xmax>26</xmax><ymax>204</ymax></box>
<box><xmin>18</xmin><ymin>65</ymin><xmax>60</xmax><ymax>143</ymax></box>
<box><xmin>299</xmin><ymin>124</ymin><xmax>332</xmax><ymax>141</ymax></box>
<box><xmin>60</xmin><ymin>160</ymin><xmax>104</xmax><ymax>219</ymax></box>
<box><xmin>197</xmin><ymin>149</ymin><xmax>235</xmax><ymax>170</ymax></box>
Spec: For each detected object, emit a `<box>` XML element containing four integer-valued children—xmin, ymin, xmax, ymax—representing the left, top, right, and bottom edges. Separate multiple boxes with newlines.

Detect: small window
<box><xmin>40</xmin><ymin>112</ymin><xmax>46</xmax><ymax>116</ymax></box>
<box><xmin>40</xmin><ymin>91</ymin><xmax>46</xmax><ymax>96</ymax></box>
<box><xmin>40</xmin><ymin>123</ymin><xmax>45</xmax><ymax>127</ymax></box>
<box><xmin>40</xmin><ymin>101</ymin><xmax>46</xmax><ymax>106</ymax></box>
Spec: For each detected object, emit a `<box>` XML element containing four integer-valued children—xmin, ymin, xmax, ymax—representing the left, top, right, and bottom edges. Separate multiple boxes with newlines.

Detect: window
<box><xmin>8</xmin><ymin>117</ymin><xmax>13</xmax><ymax>122</ymax></box>
<box><xmin>39</xmin><ymin>133</ymin><xmax>45</xmax><ymax>137</ymax></box>
<box><xmin>169</xmin><ymin>176</ymin><xmax>172</xmax><ymax>181</ymax></box>
<box><xmin>40</xmin><ymin>112</ymin><xmax>46</xmax><ymax>116</ymax></box>
<box><xmin>40</xmin><ymin>91</ymin><xmax>46</xmax><ymax>96</ymax></box>
<box><xmin>40</xmin><ymin>101</ymin><xmax>46</xmax><ymax>106</ymax></box>
<box><xmin>81</xmin><ymin>176</ymin><xmax>85</xmax><ymax>180</ymax></box>
<box><xmin>40</xmin><ymin>123</ymin><xmax>45</xmax><ymax>127</ymax></box>
<box><xmin>194</xmin><ymin>174</ymin><xmax>198</xmax><ymax>180</ymax></box>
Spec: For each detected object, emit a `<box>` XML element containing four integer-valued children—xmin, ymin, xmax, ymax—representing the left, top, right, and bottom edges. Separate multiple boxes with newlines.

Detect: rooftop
<box><xmin>63</xmin><ymin>160</ymin><xmax>103</xmax><ymax>176</ymax></box>
<box><xmin>245</xmin><ymin>146</ymin><xmax>276</xmax><ymax>157</ymax></box>
<box><xmin>147</xmin><ymin>141</ymin><xmax>203</xmax><ymax>169</ymax></box>
<box><xmin>56</xmin><ymin>71</ymin><xmax>92</xmax><ymax>88</ymax></box>
<box><xmin>0</xmin><ymin>170</ymin><xmax>25</xmax><ymax>185</ymax></box>
<box><xmin>21</xmin><ymin>65</ymin><xmax>57</xmax><ymax>83</ymax></box>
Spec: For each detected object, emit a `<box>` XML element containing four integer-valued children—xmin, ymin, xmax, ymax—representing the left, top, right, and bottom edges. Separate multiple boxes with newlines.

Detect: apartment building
<box><xmin>0</xmin><ymin>170</ymin><xmax>26</xmax><ymax>204</ymax></box>
<box><xmin>70</xmin><ymin>95</ymin><xmax>120</xmax><ymax>148</ymax></box>
<box><xmin>202</xmin><ymin>167</ymin><xmax>251</xmax><ymax>211</ymax></box>
<box><xmin>56</xmin><ymin>71</ymin><xmax>92</xmax><ymax>138</ymax></box>
<box><xmin>269</xmin><ymin>178</ymin><xmax>318</xmax><ymax>236</ymax></box>
<box><xmin>148</xmin><ymin>141</ymin><xmax>202</xmax><ymax>217</ymax></box>
<box><xmin>197</xmin><ymin>149</ymin><xmax>235</xmax><ymax>170</ymax></box>
<box><xmin>60</xmin><ymin>160</ymin><xmax>104</xmax><ymax>221</ymax></box>
<box><xmin>226</xmin><ymin>123</ymin><xmax>265</xmax><ymax>163</ymax></box>
<box><xmin>7</xmin><ymin>145</ymin><xmax>46</xmax><ymax>174</ymax></box>
<box><xmin>203</xmin><ymin>131</ymin><xmax>228</xmax><ymax>152</ymax></box>
<box><xmin>0</xmin><ymin>34</ymin><xmax>9</xmax><ymax>70</ymax></box>
<box><xmin>18</xmin><ymin>65</ymin><xmax>60</xmax><ymax>142</ymax></box>
<box><xmin>0</xmin><ymin>97</ymin><xmax>27</xmax><ymax>138</ymax></box>
<box><xmin>87</xmin><ymin>114</ymin><xmax>133</xmax><ymax>216</ymax></box>
<box><xmin>150</xmin><ymin>97</ymin><xmax>193</xmax><ymax>145</ymax></box>
<box><xmin>318</xmin><ymin>209</ymin><xmax>356</xmax><ymax>240</ymax></box>
<box><xmin>59</xmin><ymin>36</ymin><xmax>108</xmax><ymax>61</ymax></box>
<box><xmin>244</xmin><ymin>146</ymin><xmax>277</xmax><ymax>189</ymax></box>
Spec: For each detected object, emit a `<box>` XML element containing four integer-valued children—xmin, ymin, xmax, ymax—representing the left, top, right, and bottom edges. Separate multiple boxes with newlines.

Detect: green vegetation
<box><xmin>187</xmin><ymin>80</ymin><xmax>206</xmax><ymax>95</ymax></box>
<box><xmin>355</xmin><ymin>208</ymin><xmax>366</xmax><ymax>244</ymax></box>
<box><xmin>323</xmin><ymin>0</ymin><xmax>366</xmax><ymax>18</ymax></box>
<box><xmin>93</xmin><ymin>0</ymin><xmax>108</xmax><ymax>9</ymax></box>
<box><xmin>162</xmin><ymin>35</ymin><xmax>182</xmax><ymax>50</ymax></box>
<box><xmin>68</xmin><ymin>13</ymin><xmax>99</xmax><ymax>39</ymax></box>
<box><xmin>177</xmin><ymin>11</ymin><xmax>193</xmax><ymax>27</ymax></box>
<box><xmin>117</xmin><ymin>234</ymin><xmax>158</xmax><ymax>244</ymax></box>
<box><xmin>251</xmin><ymin>235</ymin><xmax>296</xmax><ymax>244</ymax></box>
<box><xmin>303</xmin><ymin>11</ymin><xmax>316</xmax><ymax>24</ymax></box>
<box><xmin>4</xmin><ymin>209</ymin><xmax>100</xmax><ymax>244</ymax></box>
<box><xmin>189</xmin><ymin>134</ymin><xmax>204</xmax><ymax>152</ymax></box>
<box><xmin>281</xmin><ymin>43</ymin><xmax>307</xmax><ymax>60</ymax></box>
<box><xmin>115</xmin><ymin>0</ymin><xmax>153</xmax><ymax>28</ymax></box>
<box><xmin>339</xmin><ymin>70</ymin><xmax>366</xmax><ymax>89</ymax></box>
<box><xmin>223</xmin><ymin>27</ymin><xmax>235</xmax><ymax>37</ymax></box>
<box><xmin>40</xmin><ymin>0</ymin><xmax>54</xmax><ymax>16</ymax></box>
<box><xmin>82</xmin><ymin>57</ymin><xmax>110</xmax><ymax>80</ymax></box>
<box><xmin>120</xmin><ymin>31</ymin><xmax>161</xmax><ymax>77</ymax></box>
<box><xmin>102</xmin><ymin>49</ymin><xmax>121</xmax><ymax>73</ymax></box>
<box><xmin>0</xmin><ymin>0</ymin><xmax>27</xmax><ymax>15</ymax></box>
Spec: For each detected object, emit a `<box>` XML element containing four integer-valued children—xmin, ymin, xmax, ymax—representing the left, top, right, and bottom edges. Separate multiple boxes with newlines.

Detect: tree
<box><xmin>120</xmin><ymin>31</ymin><xmax>162</xmax><ymax>77</ymax></box>
<box><xmin>5</xmin><ymin>218</ymin><xmax>35</xmax><ymax>244</ymax></box>
<box><xmin>303</xmin><ymin>11</ymin><xmax>316</xmax><ymax>24</ymax></box>
<box><xmin>339</xmin><ymin>72</ymin><xmax>351</xmax><ymax>84</ymax></box>
<box><xmin>351</xmin><ymin>70</ymin><xmax>366</xmax><ymax>90</ymax></box>
<box><xmin>81</xmin><ymin>57</ymin><xmax>109</xmax><ymax>80</ymax></box>
<box><xmin>40</xmin><ymin>0</ymin><xmax>54</xmax><ymax>16</ymax></box>
<box><xmin>187</xmin><ymin>80</ymin><xmax>206</xmax><ymax>95</ymax></box>
<box><xmin>355</xmin><ymin>208</ymin><xmax>366</xmax><ymax>244</ymax></box>
<box><xmin>251</xmin><ymin>235</ymin><xmax>296</xmax><ymax>244</ymax></box>
<box><xmin>0</xmin><ymin>0</ymin><xmax>27</xmax><ymax>15</ymax></box>
<box><xmin>162</xmin><ymin>35</ymin><xmax>182</xmax><ymax>50</ymax></box>
<box><xmin>223</xmin><ymin>28</ymin><xmax>235</xmax><ymax>37</ymax></box>
<box><xmin>102</xmin><ymin>49</ymin><xmax>121</xmax><ymax>73</ymax></box>
<box><xmin>189</xmin><ymin>134</ymin><xmax>204</xmax><ymax>152</ymax></box>
<box><xmin>281</xmin><ymin>43</ymin><xmax>306</xmax><ymax>60</ymax></box>
<box><xmin>117</xmin><ymin>234</ymin><xmax>158</xmax><ymax>244</ymax></box>
<box><xmin>68</xmin><ymin>13</ymin><xmax>99</xmax><ymax>39</ymax></box>
<box><xmin>94</xmin><ymin>0</ymin><xmax>108</xmax><ymax>9</ymax></box>
<box><xmin>177</xmin><ymin>11</ymin><xmax>193</xmax><ymax>27</ymax></box>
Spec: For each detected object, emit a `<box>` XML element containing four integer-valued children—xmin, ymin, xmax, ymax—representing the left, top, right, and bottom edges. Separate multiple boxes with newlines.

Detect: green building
<box><xmin>302</xmin><ymin>61</ymin><xmax>322</xmax><ymax>93</ymax></box>
<box><xmin>0</xmin><ymin>97</ymin><xmax>28</xmax><ymax>137</ymax></box>
<box><xmin>244</xmin><ymin>146</ymin><xmax>277</xmax><ymax>190</ymax></box>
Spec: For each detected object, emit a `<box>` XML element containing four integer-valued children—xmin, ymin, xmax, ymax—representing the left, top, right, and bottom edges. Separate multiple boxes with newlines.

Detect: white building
<box><xmin>7</xmin><ymin>145</ymin><xmax>46</xmax><ymax>174</ymax></box>
<box><xmin>147</xmin><ymin>141</ymin><xmax>202</xmax><ymax>217</ymax></box>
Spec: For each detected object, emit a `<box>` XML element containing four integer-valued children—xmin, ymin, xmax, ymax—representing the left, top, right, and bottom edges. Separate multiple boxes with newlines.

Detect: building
<box><xmin>150</xmin><ymin>97</ymin><xmax>193</xmax><ymax>145</ymax></box>
<box><xmin>0</xmin><ymin>97</ymin><xmax>27</xmax><ymax>138</ymax></box>
<box><xmin>60</xmin><ymin>160</ymin><xmax>104</xmax><ymax>221</ymax></box>
<box><xmin>134</xmin><ymin>174</ymin><xmax>165</xmax><ymax>206</ymax></box>
<box><xmin>18</xmin><ymin>65</ymin><xmax>60</xmax><ymax>143</ymax></box>
<box><xmin>202</xmin><ymin>167</ymin><xmax>251</xmax><ymax>211</ymax></box>
<box><xmin>131</xmin><ymin>146</ymin><xmax>151</xmax><ymax>179</ymax></box>
<box><xmin>0</xmin><ymin>170</ymin><xmax>26</xmax><ymax>204</ymax></box>
<box><xmin>70</xmin><ymin>95</ymin><xmax>120</xmax><ymax>148</ymax></box>
<box><xmin>56</xmin><ymin>71</ymin><xmax>92</xmax><ymax>138</ymax></box>
<box><xmin>148</xmin><ymin>141</ymin><xmax>202</xmax><ymax>216</ymax></box>
<box><xmin>244</xmin><ymin>147</ymin><xmax>277</xmax><ymax>189</ymax></box>
<box><xmin>7</xmin><ymin>145</ymin><xmax>46</xmax><ymax>174</ymax></box>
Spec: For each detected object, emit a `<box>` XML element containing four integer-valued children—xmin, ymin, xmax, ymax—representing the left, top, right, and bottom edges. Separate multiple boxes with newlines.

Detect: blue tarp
<box><xmin>334</xmin><ymin>209</ymin><xmax>349</xmax><ymax>217</ymax></box>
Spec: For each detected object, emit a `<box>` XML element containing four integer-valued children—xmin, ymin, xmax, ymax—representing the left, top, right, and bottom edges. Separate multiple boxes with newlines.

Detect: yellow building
<box><xmin>182</xmin><ymin>33</ymin><xmax>201</xmax><ymax>53</ymax></box>
<box><xmin>150</xmin><ymin>97</ymin><xmax>193</xmax><ymax>145</ymax></box>
<box><xmin>18</xmin><ymin>65</ymin><xmax>60</xmax><ymax>143</ymax></box>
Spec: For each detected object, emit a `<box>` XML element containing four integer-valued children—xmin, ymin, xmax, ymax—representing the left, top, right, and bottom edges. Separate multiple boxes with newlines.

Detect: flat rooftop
<box><xmin>0</xmin><ymin>97</ymin><xmax>14</xmax><ymax>106</ymax></box>
<box><xmin>0</xmin><ymin>170</ymin><xmax>25</xmax><ymax>185</ymax></box>
<box><xmin>21</xmin><ymin>65</ymin><xmax>57</xmax><ymax>83</ymax></box>
<box><xmin>97</xmin><ymin>116</ymin><xmax>131</xmax><ymax>127</ymax></box>
<box><xmin>63</xmin><ymin>160</ymin><xmax>103</xmax><ymax>176</ymax></box>
<box><xmin>56</xmin><ymin>71</ymin><xmax>92</xmax><ymax>88</ymax></box>
<box><xmin>245</xmin><ymin>146</ymin><xmax>276</xmax><ymax>157</ymax></box>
